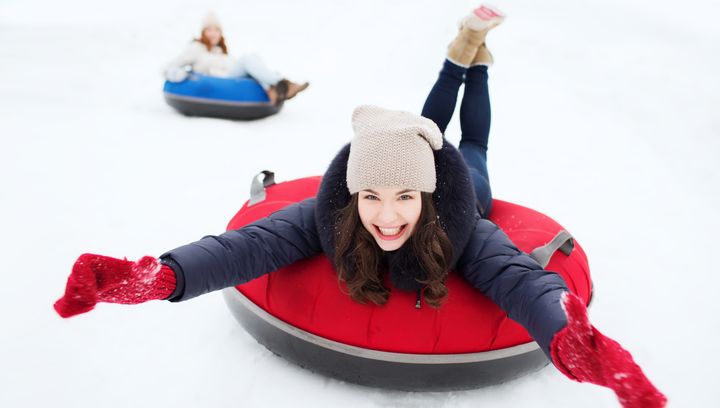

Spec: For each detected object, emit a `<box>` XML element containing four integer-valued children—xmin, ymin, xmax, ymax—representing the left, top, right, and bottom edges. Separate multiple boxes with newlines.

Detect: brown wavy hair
<box><xmin>333</xmin><ymin>192</ymin><xmax>453</xmax><ymax>308</ymax></box>
<box><xmin>196</xmin><ymin>29</ymin><xmax>228</xmax><ymax>54</ymax></box>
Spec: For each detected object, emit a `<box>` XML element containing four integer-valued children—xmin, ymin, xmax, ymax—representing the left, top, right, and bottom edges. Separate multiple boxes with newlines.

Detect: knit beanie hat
<box><xmin>347</xmin><ymin>105</ymin><xmax>443</xmax><ymax>194</ymax></box>
<box><xmin>202</xmin><ymin>12</ymin><xmax>222</xmax><ymax>31</ymax></box>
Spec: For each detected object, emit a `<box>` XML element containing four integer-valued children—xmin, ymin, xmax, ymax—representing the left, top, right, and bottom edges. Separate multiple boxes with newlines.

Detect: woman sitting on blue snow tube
<box><xmin>163</xmin><ymin>12</ymin><xmax>309</xmax><ymax>120</ymax></box>
<box><xmin>56</xmin><ymin>5</ymin><xmax>665</xmax><ymax>407</ymax></box>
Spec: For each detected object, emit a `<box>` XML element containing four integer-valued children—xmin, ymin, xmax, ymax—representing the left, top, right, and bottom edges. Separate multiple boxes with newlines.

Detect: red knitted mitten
<box><xmin>54</xmin><ymin>253</ymin><xmax>176</xmax><ymax>318</ymax></box>
<box><xmin>551</xmin><ymin>292</ymin><xmax>667</xmax><ymax>407</ymax></box>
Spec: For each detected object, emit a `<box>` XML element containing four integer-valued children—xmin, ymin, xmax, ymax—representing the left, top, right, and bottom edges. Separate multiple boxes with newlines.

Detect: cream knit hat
<box><xmin>347</xmin><ymin>105</ymin><xmax>443</xmax><ymax>194</ymax></box>
<box><xmin>202</xmin><ymin>12</ymin><xmax>222</xmax><ymax>30</ymax></box>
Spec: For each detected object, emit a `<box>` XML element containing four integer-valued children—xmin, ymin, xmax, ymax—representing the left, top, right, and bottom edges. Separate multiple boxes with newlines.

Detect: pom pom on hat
<box><xmin>347</xmin><ymin>105</ymin><xmax>443</xmax><ymax>194</ymax></box>
<box><xmin>202</xmin><ymin>12</ymin><xmax>222</xmax><ymax>30</ymax></box>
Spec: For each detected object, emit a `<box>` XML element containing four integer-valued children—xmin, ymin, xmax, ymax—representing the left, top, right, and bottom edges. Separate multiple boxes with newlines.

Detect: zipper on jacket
<box><xmin>415</xmin><ymin>289</ymin><xmax>422</xmax><ymax>309</ymax></box>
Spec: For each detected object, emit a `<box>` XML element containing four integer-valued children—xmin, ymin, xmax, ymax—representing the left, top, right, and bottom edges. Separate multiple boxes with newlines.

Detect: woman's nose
<box><xmin>377</xmin><ymin>203</ymin><xmax>398</xmax><ymax>225</ymax></box>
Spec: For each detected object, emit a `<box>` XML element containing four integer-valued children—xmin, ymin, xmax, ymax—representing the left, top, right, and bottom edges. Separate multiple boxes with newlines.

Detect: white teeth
<box><xmin>378</xmin><ymin>226</ymin><xmax>402</xmax><ymax>236</ymax></box>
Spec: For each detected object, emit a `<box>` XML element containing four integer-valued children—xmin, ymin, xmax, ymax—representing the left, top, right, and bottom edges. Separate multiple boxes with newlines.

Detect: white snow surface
<box><xmin>1</xmin><ymin>0</ymin><xmax>718</xmax><ymax>406</ymax></box>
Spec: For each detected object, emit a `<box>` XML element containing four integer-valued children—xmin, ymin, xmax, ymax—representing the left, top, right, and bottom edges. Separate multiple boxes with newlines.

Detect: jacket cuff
<box><xmin>160</xmin><ymin>257</ymin><xmax>186</xmax><ymax>302</ymax></box>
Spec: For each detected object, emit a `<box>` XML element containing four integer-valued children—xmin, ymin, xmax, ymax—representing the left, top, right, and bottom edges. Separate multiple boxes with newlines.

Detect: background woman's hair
<box><xmin>196</xmin><ymin>31</ymin><xmax>228</xmax><ymax>54</ymax></box>
<box><xmin>333</xmin><ymin>192</ymin><xmax>453</xmax><ymax>308</ymax></box>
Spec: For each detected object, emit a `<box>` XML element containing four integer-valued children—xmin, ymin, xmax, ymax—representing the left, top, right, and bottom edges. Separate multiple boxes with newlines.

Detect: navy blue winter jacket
<box><xmin>161</xmin><ymin>142</ymin><xmax>569</xmax><ymax>357</ymax></box>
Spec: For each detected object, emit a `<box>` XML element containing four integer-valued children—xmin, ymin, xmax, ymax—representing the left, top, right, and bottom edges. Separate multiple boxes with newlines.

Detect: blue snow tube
<box><xmin>163</xmin><ymin>73</ymin><xmax>281</xmax><ymax>120</ymax></box>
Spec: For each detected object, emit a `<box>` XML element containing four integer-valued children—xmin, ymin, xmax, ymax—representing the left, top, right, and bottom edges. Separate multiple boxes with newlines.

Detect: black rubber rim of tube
<box><xmin>223</xmin><ymin>288</ymin><xmax>550</xmax><ymax>391</ymax></box>
<box><xmin>164</xmin><ymin>93</ymin><xmax>281</xmax><ymax>120</ymax></box>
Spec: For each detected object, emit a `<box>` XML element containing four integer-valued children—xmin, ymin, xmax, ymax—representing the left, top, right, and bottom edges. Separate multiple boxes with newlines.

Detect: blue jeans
<box><xmin>421</xmin><ymin>60</ymin><xmax>493</xmax><ymax>217</ymax></box>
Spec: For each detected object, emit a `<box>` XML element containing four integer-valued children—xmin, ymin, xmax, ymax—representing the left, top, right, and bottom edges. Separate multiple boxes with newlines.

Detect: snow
<box><xmin>1</xmin><ymin>0</ymin><xmax>718</xmax><ymax>406</ymax></box>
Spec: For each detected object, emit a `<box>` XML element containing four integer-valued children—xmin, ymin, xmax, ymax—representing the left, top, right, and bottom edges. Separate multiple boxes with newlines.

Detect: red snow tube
<box><xmin>223</xmin><ymin>175</ymin><xmax>592</xmax><ymax>390</ymax></box>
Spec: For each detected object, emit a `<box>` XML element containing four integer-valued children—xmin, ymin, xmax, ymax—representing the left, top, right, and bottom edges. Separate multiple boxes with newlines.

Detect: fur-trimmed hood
<box><xmin>314</xmin><ymin>140</ymin><xmax>480</xmax><ymax>292</ymax></box>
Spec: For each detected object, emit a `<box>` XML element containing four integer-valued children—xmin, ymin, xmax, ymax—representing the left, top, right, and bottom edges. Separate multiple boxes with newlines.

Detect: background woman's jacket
<box><xmin>165</xmin><ymin>41</ymin><xmax>235</xmax><ymax>78</ymax></box>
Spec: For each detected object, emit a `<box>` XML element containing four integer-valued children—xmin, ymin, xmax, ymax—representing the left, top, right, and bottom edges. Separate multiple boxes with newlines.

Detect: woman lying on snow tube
<box><xmin>222</xmin><ymin>171</ymin><xmax>587</xmax><ymax>391</ymax></box>
<box><xmin>55</xmin><ymin>5</ymin><xmax>666</xmax><ymax>407</ymax></box>
<box><xmin>163</xmin><ymin>12</ymin><xmax>309</xmax><ymax>120</ymax></box>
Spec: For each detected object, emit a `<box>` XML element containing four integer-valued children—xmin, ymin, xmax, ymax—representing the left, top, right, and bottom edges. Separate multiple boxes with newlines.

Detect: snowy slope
<box><xmin>1</xmin><ymin>0</ymin><xmax>718</xmax><ymax>406</ymax></box>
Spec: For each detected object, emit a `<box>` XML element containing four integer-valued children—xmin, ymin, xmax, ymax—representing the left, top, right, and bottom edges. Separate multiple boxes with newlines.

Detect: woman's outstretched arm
<box><xmin>55</xmin><ymin>198</ymin><xmax>322</xmax><ymax>316</ymax></box>
<box><xmin>162</xmin><ymin>198</ymin><xmax>321</xmax><ymax>301</ymax></box>
<box><xmin>163</xmin><ymin>41</ymin><xmax>206</xmax><ymax>81</ymax></box>
<box><xmin>456</xmin><ymin>219</ymin><xmax>666</xmax><ymax>407</ymax></box>
<box><xmin>456</xmin><ymin>219</ymin><xmax>569</xmax><ymax>355</ymax></box>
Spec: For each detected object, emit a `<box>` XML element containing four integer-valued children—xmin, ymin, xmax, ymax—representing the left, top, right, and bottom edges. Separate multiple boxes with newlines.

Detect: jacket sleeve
<box><xmin>455</xmin><ymin>218</ymin><xmax>570</xmax><ymax>357</ymax></box>
<box><xmin>163</xmin><ymin>41</ymin><xmax>204</xmax><ymax>74</ymax></box>
<box><xmin>160</xmin><ymin>198</ymin><xmax>322</xmax><ymax>302</ymax></box>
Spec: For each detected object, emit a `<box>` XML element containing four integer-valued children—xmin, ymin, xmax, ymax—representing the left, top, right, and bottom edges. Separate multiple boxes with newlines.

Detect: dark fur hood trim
<box><xmin>314</xmin><ymin>140</ymin><xmax>480</xmax><ymax>292</ymax></box>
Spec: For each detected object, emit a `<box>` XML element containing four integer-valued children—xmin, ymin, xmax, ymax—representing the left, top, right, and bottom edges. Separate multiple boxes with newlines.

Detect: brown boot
<box><xmin>448</xmin><ymin>5</ymin><xmax>505</xmax><ymax>67</ymax></box>
<box><xmin>471</xmin><ymin>43</ymin><xmax>494</xmax><ymax>67</ymax></box>
<box><xmin>266</xmin><ymin>80</ymin><xmax>289</xmax><ymax>106</ymax></box>
<box><xmin>283</xmin><ymin>80</ymin><xmax>309</xmax><ymax>100</ymax></box>
<box><xmin>266</xmin><ymin>86</ymin><xmax>278</xmax><ymax>105</ymax></box>
<box><xmin>275</xmin><ymin>80</ymin><xmax>289</xmax><ymax>104</ymax></box>
<box><xmin>447</xmin><ymin>27</ymin><xmax>487</xmax><ymax>68</ymax></box>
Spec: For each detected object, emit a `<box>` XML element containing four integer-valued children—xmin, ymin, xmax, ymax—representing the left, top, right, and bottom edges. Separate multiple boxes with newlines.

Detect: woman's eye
<box><xmin>399</xmin><ymin>195</ymin><xmax>413</xmax><ymax>200</ymax></box>
<box><xmin>363</xmin><ymin>195</ymin><xmax>379</xmax><ymax>201</ymax></box>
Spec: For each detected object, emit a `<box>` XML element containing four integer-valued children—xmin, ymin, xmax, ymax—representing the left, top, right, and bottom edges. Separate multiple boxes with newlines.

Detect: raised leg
<box><xmin>422</xmin><ymin>3</ymin><xmax>505</xmax><ymax>218</ymax></box>
<box><xmin>421</xmin><ymin>59</ymin><xmax>466</xmax><ymax>134</ymax></box>
<box><xmin>232</xmin><ymin>53</ymin><xmax>282</xmax><ymax>90</ymax></box>
<box><xmin>459</xmin><ymin>65</ymin><xmax>492</xmax><ymax>217</ymax></box>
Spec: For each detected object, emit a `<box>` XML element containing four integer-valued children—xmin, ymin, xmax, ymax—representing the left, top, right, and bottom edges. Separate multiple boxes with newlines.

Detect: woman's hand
<box><xmin>54</xmin><ymin>254</ymin><xmax>177</xmax><ymax>318</ymax></box>
<box><xmin>165</xmin><ymin>66</ymin><xmax>190</xmax><ymax>83</ymax></box>
<box><xmin>551</xmin><ymin>292</ymin><xmax>667</xmax><ymax>407</ymax></box>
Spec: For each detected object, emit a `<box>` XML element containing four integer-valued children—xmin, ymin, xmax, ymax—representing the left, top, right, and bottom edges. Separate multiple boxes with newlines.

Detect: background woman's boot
<box><xmin>284</xmin><ymin>80</ymin><xmax>309</xmax><ymax>100</ymax></box>
<box><xmin>266</xmin><ymin>86</ymin><xmax>279</xmax><ymax>105</ymax></box>
<box><xmin>266</xmin><ymin>80</ymin><xmax>289</xmax><ymax>106</ymax></box>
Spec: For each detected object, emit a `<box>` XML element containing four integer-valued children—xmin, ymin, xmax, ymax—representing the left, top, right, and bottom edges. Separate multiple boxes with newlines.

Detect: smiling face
<box><xmin>357</xmin><ymin>187</ymin><xmax>422</xmax><ymax>251</ymax></box>
<box><xmin>202</xmin><ymin>26</ymin><xmax>222</xmax><ymax>46</ymax></box>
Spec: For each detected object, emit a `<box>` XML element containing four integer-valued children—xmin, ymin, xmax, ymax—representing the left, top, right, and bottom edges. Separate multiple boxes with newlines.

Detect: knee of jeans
<box><xmin>480</xmin><ymin>197</ymin><xmax>493</xmax><ymax>218</ymax></box>
<box><xmin>464</xmin><ymin>157</ymin><xmax>489</xmax><ymax>180</ymax></box>
<box><xmin>475</xmin><ymin>190</ymin><xmax>493</xmax><ymax>218</ymax></box>
<box><xmin>459</xmin><ymin>140</ymin><xmax>489</xmax><ymax>155</ymax></box>
<box><xmin>470</xmin><ymin>174</ymin><xmax>492</xmax><ymax>217</ymax></box>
